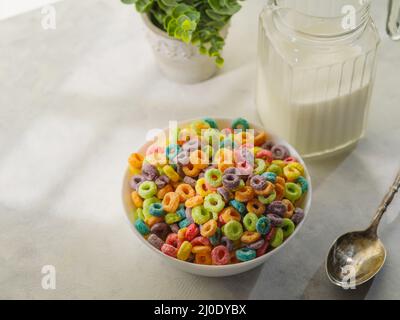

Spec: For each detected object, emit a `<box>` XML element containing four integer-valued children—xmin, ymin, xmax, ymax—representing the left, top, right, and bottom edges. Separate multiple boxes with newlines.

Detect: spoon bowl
<box><xmin>326</xmin><ymin>230</ymin><xmax>386</xmax><ymax>287</ymax></box>
<box><xmin>326</xmin><ymin>170</ymin><xmax>399</xmax><ymax>288</ymax></box>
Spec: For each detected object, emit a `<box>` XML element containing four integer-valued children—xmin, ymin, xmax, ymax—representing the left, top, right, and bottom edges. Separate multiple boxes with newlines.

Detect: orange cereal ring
<box><xmin>182</xmin><ymin>164</ymin><xmax>202</xmax><ymax>177</ymax></box>
<box><xmin>235</xmin><ymin>186</ymin><xmax>255</xmax><ymax>202</ymax></box>
<box><xmin>157</xmin><ymin>184</ymin><xmax>173</xmax><ymax>200</ymax></box>
<box><xmin>234</xmin><ymin>131</ymin><xmax>253</xmax><ymax>146</ymax></box>
<box><xmin>171</xmin><ymin>181</ymin><xmax>181</xmax><ymax>189</ymax></box>
<box><xmin>162</xmin><ymin>192</ymin><xmax>180</xmax><ymax>213</ymax></box>
<box><xmin>254</xmin><ymin>131</ymin><xmax>268</xmax><ymax>146</ymax></box>
<box><xmin>195</xmin><ymin>252</ymin><xmax>212</xmax><ymax>265</ymax></box>
<box><xmin>131</xmin><ymin>191</ymin><xmax>143</xmax><ymax>208</ymax></box>
<box><xmin>178</xmin><ymin>227</ymin><xmax>188</xmax><ymax>241</ymax></box>
<box><xmin>220</xmin><ymin>207</ymin><xmax>241</xmax><ymax>224</ymax></box>
<box><xmin>218</xmin><ymin>162</ymin><xmax>234</xmax><ymax>173</ymax></box>
<box><xmin>276</xmin><ymin>176</ymin><xmax>286</xmax><ymax>186</ymax></box>
<box><xmin>246</xmin><ymin>199</ymin><xmax>266</xmax><ymax>216</ymax></box>
<box><xmin>200</xmin><ymin>219</ymin><xmax>218</xmax><ymax>238</ymax></box>
<box><xmin>241</xmin><ymin>231</ymin><xmax>261</xmax><ymax>244</ymax></box>
<box><xmin>282</xmin><ymin>199</ymin><xmax>295</xmax><ymax>219</ymax></box>
<box><xmin>254</xmin><ymin>181</ymin><xmax>275</xmax><ymax>196</ymax></box>
<box><xmin>275</xmin><ymin>183</ymin><xmax>285</xmax><ymax>201</ymax></box>
<box><xmin>192</xmin><ymin>245</ymin><xmax>212</xmax><ymax>254</ymax></box>
<box><xmin>128</xmin><ymin>153</ymin><xmax>144</xmax><ymax>169</ymax></box>
<box><xmin>189</xmin><ymin>150</ymin><xmax>209</xmax><ymax>169</ymax></box>
<box><xmin>145</xmin><ymin>216</ymin><xmax>163</xmax><ymax>228</ymax></box>
<box><xmin>175</xmin><ymin>184</ymin><xmax>196</xmax><ymax>202</ymax></box>
<box><xmin>185</xmin><ymin>195</ymin><xmax>204</xmax><ymax>208</ymax></box>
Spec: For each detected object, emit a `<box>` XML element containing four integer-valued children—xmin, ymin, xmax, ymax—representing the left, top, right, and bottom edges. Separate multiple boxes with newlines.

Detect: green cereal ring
<box><xmin>258</xmin><ymin>191</ymin><xmax>276</xmax><ymax>205</ymax></box>
<box><xmin>134</xmin><ymin>208</ymin><xmax>145</xmax><ymax>221</ymax></box>
<box><xmin>204</xmin><ymin>193</ymin><xmax>225</xmax><ymax>213</ymax></box>
<box><xmin>192</xmin><ymin>206</ymin><xmax>211</xmax><ymax>225</ymax></box>
<box><xmin>223</xmin><ymin>220</ymin><xmax>243</xmax><ymax>241</ymax></box>
<box><xmin>231</xmin><ymin>118</ymin><xmax>250</xmax><ymax>131</ymax></box>
<box><xmin>254</xmin><ymin>159</ymin><xmax>267</xmax><ymax>175</ymax></box>
<box><xmin>165</xmin><ymin>213</ymin><xmax>182</xmax><ymax>225</ymax></box>
<box><xmin>203</xmin><ymin>128</ymin><xmax>221</xmax><ymax>145</ymax></box>
<box><xmin>143</xmin><ymin>197</ymin><xmax>161</xmax><ymax>219</ymax></box>
<box><xmin>270</xmin><ymin>228</ymin><xmax>284</xmax><ymax>248</ymax></box>
<box><xmin>267</xmin><ymin>164</ymin><xmax>283</xmax><ymax>176</ymax></box>
<box><xmin>282</xmin><ymin>218</ymin><xmax>295</xmax><ymax>238</ymax></box>
<box><xmin>204</xmin><ymin>169</ymin><xmax>223</xmax><ymax>188</ymax></box>
<box><xmin>284</xmin><ymin>182</ymin><xmax>302</xmax><ymax>203</ymax></box>
<box><xmin>138</xmin><ymin>181</ymin><xmax>157</xmax><ymax>199</ymax></box>
<box><xmin>203</xmin><ymin>118</ymin><xmax>219</xmax><ymax>129</ymax></box>
<box><xmin>203</xmin><ymin>145</ymin><xmax>214</xmax><ymax>159</ymax></box>
<box><xmin>243</xmin><ymin>213</ymin><xmax>258</xmax><ymax>232</ymax></box>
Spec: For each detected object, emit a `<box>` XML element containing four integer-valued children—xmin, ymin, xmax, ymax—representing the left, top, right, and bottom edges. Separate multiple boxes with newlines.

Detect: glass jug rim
<box><xmin>267</xmin><ymin>0</ymin><xmax>372</xmax><ymax>39</ymax></box>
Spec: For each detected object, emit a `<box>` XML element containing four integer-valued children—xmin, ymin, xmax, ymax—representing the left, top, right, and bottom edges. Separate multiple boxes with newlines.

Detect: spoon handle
<box><xmin>368</xmin><ymin>169</ymin><xmax>400</xmax><ymax>235</ymax></box>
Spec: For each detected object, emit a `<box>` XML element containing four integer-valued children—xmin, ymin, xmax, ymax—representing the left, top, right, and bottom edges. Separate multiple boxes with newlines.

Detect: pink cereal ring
<box><xmin>236</xmin><ymin>161</ymin><xmax>253</xmax><ymax>176</ymax></box>
<box><xmin>161</xmin><ymin>244</ymin><xmax>178</xmax><ymax>258</ymax></box>
<box><xmin>284</xmin><ymin>156</ymin><xmax>298</xmax><ymax>164</ymax></box>
<box><xmin>256</xmin><ymin>150</ymin><xmax>273</xmax><ymax>163</ymax></box>
<box><xmin>256</xmin><ymin>239</ymin><xmax>269</xmax><ymax>257</ymax></box>
<box><xmin>165</xmin><ymin>233</ymin><xmax>179</xmax><ymax>247</ymax></box>
<box><xmin>191</xmin><ymin>236</ymin><xmax>211</xmax><ymax>247</ymax></box>
<box><xmin>211</xmin><ymin>245</ymin><xmax>230</xmax><ymax>265</ymax></box>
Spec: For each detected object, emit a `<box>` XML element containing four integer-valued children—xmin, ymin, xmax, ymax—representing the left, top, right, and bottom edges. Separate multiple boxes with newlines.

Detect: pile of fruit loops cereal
<box><xmin>128</xmin><ymin>118</ymin><xmax>308</xmax><ymax>265</ymax></box>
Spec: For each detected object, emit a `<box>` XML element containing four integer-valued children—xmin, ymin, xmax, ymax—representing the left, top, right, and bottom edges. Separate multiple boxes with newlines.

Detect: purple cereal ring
<box><xmin>247</xmin><ymin>239</ymin><xmax>265</xmax><ymax>250</ymax></box>
<box><xmin>177</xmin><ymin>151</ymin><xmax>190</xmax><ymax>166</ymax></box>
<box><xmin>155</xmin><ymin>175</ymin><xmax>170</xmax><ymax>189</ymax></box>
<box><xmin>261</xmin><ymin>141</ymin><xmax>275</xmax><ymax>151</ymax></box>
<box><xmin>185</xmin><ymin>207</ymin><xmax>194</xmax><ymax>224</ymax></box>
<box><xmin>271</xmin><ymin>145</ymin><xmax>290</xmax><ymax>160</ymax></box>
<box><xmin>170</xmin><ymin>223</ymin><xmax>180</xmax><ymax>234</ymax></box>
<box><xmin>267</xmin><ymin>214</ymin><xmax>284</xmax><ymax>227</ymax></box>
<box><xmin>292</xmin><ymin>208</ymin><xmax>305</xmax><ymax>225</ymax></box>
<box><xmin>182</xmin><ymin>139</ymin><xmax>201</xmax><ymax>152</ymax></box>
<box><xmin>222</xmin><ymin>174</ymin><xmax>240</xmax><ymax>190</ymax></box>
<box><xmin>221</xmin><ymin>236</ymin><xmax>234</xmax><ymax>252</ymax></box>
<box><xmin>217</xmin><ymin>187</ymin><xmax>231</xmax><ymax>203</ymax></box>
<box><xmin>150</xmin><ymin>222</ymin><xmax>170</xmax><ymax>240</ymax></box>
<box><xmin>183</xmin><ymin>176</ymin><xmax>197</xmax><ymax>188</ymax></box>
<box><xmin>268</xmin><ymin>201</ymin><xmax>287</xmax><ymax>217</ymax></box>
<box><xmin>142</xmin><ymin>163</ymin><xmax>159</xmax><ymax>181</ymax></box>
<box><xmin>147</xmin><ymin>234</ymin><xmax>164</xmax><ymax>250</ymax></box>
<box><xmin>250</xmin><ymin>175</ymin><xmax>267</xmax><ymax>191</ymax></box>
<box><xmin>129</xmin><ymin>175</ymin><xmax>146</xmax><ymax>190</ymax></box>
<box><xmin>224</xmin><ymin>167</ymin><xmax>240</xmax><ymax>175</ymax></box>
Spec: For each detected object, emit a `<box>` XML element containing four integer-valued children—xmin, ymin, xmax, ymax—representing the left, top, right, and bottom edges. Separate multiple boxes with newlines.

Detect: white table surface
<box><xmin>1</xmin><ymin>0</ymin><xmax>399</xmax><ymax>300</ymax></box>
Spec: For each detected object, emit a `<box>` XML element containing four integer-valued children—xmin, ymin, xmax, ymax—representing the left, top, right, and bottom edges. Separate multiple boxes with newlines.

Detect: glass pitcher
<box><xmin>256</xmin><ymin>0</ymin><xmax>400</xmax><ymax>158</ymax></box>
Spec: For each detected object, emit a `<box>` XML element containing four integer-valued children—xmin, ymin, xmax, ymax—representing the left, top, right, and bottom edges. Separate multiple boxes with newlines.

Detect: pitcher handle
<box><xmin>387</xmin><ymin>0</ymin><xmax>400</xmax><ymax>40</ymax></box>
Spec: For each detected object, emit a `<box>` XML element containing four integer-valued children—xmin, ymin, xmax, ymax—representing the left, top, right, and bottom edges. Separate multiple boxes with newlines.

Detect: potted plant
<box><xmin>121</xmin><ymin>0</ymin><xmax>244</xmax><ymax>83</ymax></box>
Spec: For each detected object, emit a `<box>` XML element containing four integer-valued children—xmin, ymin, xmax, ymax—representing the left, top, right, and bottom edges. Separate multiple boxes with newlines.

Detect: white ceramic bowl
<box><xmin>122</xmin><ymin>118</ymin><xmax>312</xmax><ymax>277</ymax></box>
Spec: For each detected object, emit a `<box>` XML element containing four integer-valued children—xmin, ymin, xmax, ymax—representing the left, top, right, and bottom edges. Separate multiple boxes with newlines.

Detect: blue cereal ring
<box><xmin>166</xmin><ymin>144</ymin><xmax>181</xmax><ymax>163</ymax></box>
<box><xmin>178</xmin><ymin>218</ymin><xmax>191</xmax><ymax>229</ymax></box>
<box><xmin>176</xmin><ymin>204</ymin><xmax>186</xmax><ymax>219</ymax></box>
<box><xmin>135</xmin><ymin>219</ymin><xmax>150</xmax><ymax>235</ymax></box>
<box><xmin>229</xmin><ymin>199</ymin><xmax>247</xmax><ymax>216</ymax></box>
<box><xmin>203</xmin><ymin>117</ymin><xmax>218</xmax><ymax>129</ymax></box>
<box><xmin>296</xmin><ymin>176</ymin><xmax>309</xmax><ymax>193</ymax></box>
<box><xmin>262</xmin><ymin>172</ymin><xmax>277</xmax><ymax>183</ymax></box>
<box><xmin>231</xmin><ymin>118</ymin><xmax>250</xmax><ymax>131</ymax></box>
<box><xmin>236</xmin><ymin>248</ymin><xmax>256</xmax><ymax>262</ymax></box>
<box><xmin>149</xmin><ymin>203</ymin><xmax>165</xmax><ymax>217</ymax></box>
<box><xmin>209</xmin><ymin>228</ymin><xmax>221</xmax><ymax>246</ymax></box>
<box><xmin>256</xmin><ymin>216</ymin><xmax>271</xmax><ymax>235</ymax></box>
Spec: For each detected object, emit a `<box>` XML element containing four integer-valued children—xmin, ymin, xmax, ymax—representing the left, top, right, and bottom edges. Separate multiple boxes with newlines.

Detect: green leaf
<box><xmin>135</xmin><ymin>0</ymin><xmax>154</xmax><ymax>13</ymax></box>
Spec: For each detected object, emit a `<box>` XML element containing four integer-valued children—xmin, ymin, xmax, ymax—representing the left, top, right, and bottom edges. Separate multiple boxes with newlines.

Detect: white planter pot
<box><xmin>142</xmin><ymin>14</ymin><xmax>229</xmax><ymax>84</ymax></box>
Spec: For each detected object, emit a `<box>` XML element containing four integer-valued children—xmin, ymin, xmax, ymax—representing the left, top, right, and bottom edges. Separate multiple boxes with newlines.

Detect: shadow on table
<box><xmin>302</xmin><ymin>262</ymin><xmax>376</xmax><ymax>300</ymax></box>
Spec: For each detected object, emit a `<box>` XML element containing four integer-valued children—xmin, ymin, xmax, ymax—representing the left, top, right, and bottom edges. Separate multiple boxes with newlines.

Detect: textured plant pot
<box><xmin>142</xmin><ymin>14</ymin><xmax>229</xmax><ymax>84</ymax></box>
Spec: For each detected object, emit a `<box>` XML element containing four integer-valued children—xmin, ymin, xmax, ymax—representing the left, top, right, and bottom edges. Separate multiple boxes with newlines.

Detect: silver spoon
<box><xmin>326</xmin><ymin>170</ymin><xmax>400</xmax><ymax>288</ymax></box>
